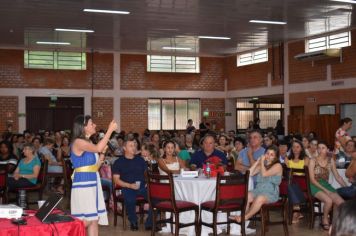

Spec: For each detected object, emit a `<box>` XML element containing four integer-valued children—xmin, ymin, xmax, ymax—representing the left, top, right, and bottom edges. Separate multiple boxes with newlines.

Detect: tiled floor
<box><xmin>99</xmin><ymin>211</ymin><xmax>331</xmax><ymax>236</ymax></box>
<box><xmin>22</xmin><ymin>192</ymin><xmax>330</xmax><ymax>236</ymax></box>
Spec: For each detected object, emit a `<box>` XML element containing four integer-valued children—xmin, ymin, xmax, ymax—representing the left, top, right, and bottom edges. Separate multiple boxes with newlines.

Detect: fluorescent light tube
<box><xmin>83</xmin><ymin>9</ymin><xmax>130</xmax><ymax>14</ymax></box>
<box><xmin>249</xmin><ymin>20</ymin><xmax>287</xmax><ymax>25</ymax></box>
<box><xmin>198</xmin><ymin>36</ymin><xmax>231</xmax><ymax>40</ymax></box>
<box><xmin>162</xmin><ymin>46</ymin><xmax>191</xmax><ymax>50</ymax></box>
<box><xmin>55</xmin><ymin>28</ymin><xmax>94</xmax><ymax>33</ymax></box>
<box><xmin>36</xmin><ymin>41</ymin><xmax>71</xmax><ymax>45</ymax></box>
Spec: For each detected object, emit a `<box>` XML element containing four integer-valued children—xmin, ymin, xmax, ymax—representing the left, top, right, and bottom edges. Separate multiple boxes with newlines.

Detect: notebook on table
<box><xmin>35</xmin><ymin>193</ymin><xmax>74</xmax><ymax>224</ymax></box>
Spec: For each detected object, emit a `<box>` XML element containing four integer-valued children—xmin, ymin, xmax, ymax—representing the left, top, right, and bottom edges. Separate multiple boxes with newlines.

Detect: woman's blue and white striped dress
<box><xmin>70</xmin><ymin>151</ymin><xmax>108</xmax><ymax>225</ymax></box>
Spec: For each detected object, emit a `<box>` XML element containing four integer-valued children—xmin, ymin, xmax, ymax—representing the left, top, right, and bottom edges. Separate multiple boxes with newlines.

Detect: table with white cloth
<box><xmin>161</xmin><ymin>175</ymin><xmax>255</xmax><ymax>236</ymax></box>
<box><xmin>329</xmin><ymin>168</ymin><xmax>351</xmax><ymax>189</ymax></box>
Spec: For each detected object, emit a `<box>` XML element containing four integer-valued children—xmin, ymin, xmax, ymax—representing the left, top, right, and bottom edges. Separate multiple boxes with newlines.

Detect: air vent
<box><xmin>294</xmin><ymin>49</ymin><xmax>341</xmax><ymax>61</ymax></box>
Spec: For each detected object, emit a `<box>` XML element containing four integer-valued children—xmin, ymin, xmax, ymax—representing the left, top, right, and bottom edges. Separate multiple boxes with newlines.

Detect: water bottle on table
<box><xmin>206</xmin><ymin>162</ymin><xmax>211</xmax><ymax>178</ymax></box>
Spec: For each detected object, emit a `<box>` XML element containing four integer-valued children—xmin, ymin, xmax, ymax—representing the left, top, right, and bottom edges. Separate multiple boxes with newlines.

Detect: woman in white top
<box><xmin>158</xmin><ymin>140</ymin><xmax>186</xmax><ymax>175</ymax></box>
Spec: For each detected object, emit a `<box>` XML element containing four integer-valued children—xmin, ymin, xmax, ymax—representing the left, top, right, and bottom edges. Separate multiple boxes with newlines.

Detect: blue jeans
<box><xmin>337</xmin><ymin>184</ymin><xmax>356</xmax><ymax>199</ymax></box>
<box><xmin>122</xmin><ymin>186</ymin><xmax>152</xmax><ymax>227</ymax></box>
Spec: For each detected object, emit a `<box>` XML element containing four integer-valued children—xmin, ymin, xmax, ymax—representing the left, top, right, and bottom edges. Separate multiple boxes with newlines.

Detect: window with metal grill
<box><xmin>147</xmin><ymin>55</ymin><xmax>200</xmax><ymax>73</ymax></box>
<box><xmin>148</xmin><ymin>98</ymin><xmax>200</xmax><ymax>130</ymax></box>
<box><xmin>24</xmin><ymin>50</ymin><xmax>86</xmax><ymax>70</ymax></box>
<box><xmin>306</xmin><ymin>31</ymin><xmax>351</xmax><ymax>52</ymax></box>
<box><xmin>237</xmin><ymin>49</ymin><xmax>268</xmax><ymax>67</ymax></box>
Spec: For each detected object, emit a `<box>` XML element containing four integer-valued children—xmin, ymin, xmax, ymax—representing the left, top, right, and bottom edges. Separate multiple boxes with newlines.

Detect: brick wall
<box><xmin>120</xmin><ymin>54</ymin><xmax>225</xmax><ymax>91</ymax></box>
<box><xmin>120</xmin><ymin>98</ymin><xmax>148</xmax><ymax>133</ymax></box>
<box><xmin>227</xmin><ymin>46</ymin><xmax>283</xmax><ymax>90</ymax></box>
<box><xmin>0</xmin><ymin>96</ymin><xmax>18</xmax><ymax>132</ymax></box>
<box><xmin>92</xmin><ymin>97</ymin><xmax>114</xmax><ymax>131</ymax></box>
<box><xmin>0</xmin><ymin>49</ymin><xmax>113</xmax><ymax>89</ymax></box>
<box><xmin>289</xmin><ymin>88</ymin><xmax>356</xmax><ymax>115</ymax></box>
<box><xmin>332</xmin><ymin>30</ymin><xmax>356</xmax><ymax>80</ymax></box>
<box><xmin>288</xmin><ymin>41</ymin><xmax>327</xmax><ymax>84</ymax></box>
<box><xmin>201</xmin><ymin>98</ymin><xmax>225</xmax><ymax>131</ymax></box>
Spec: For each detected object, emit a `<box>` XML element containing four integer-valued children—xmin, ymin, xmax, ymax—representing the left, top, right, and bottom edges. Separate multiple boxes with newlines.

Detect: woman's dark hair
<box><xmin>265</xmin><ymin>145</ymin><xmax>280</xmax><ymax>170</ymax></box>
<box><xmin>161</xmin><ymin>140</ymin><xmax>176</xmax><ymax>159</ymax></box>
<box><xmin>133</xmin><ymin>137</ymin><xmax>141</xmax><ymax>151</ymax></box>
<box><xmin>340</xmin><ymin>117</ymin><xmax>352</xmax><ymax>126</ymax></box>
<box><xmin>0</xmin><ymin>141</ymin><xmax>13</xmax><ymax>154</ymax></box>
<box><xmin>32</xmin><ymin>137</ymin><xmax>42</xmax><ymax>145</ymax></box>
<box><xmin>288</xmin><ymin>140</ymin><xmax>307</xmax><ymax>160</ymax></box>
<box><xmin>234</xmin><ymin>137</ymin><xmax>246</xmax><ymax>147</ymax></box>
<box><xmin>144</xmin><ymin>143</ymin><xmax>160</xmax><ymax>159</ymax></box>
<box><xmin>318</xmin><ymin>141</ymin><xmax>328</xmax><ymax>148</ymax></box>
<box><xmin>330</xmin><ymin>199</ymin><xmax>356</xmax><ymax>236</ymax></box>
<box><xmin>71</xmin><ymin>115</ymin><xmax>91</xmax><ymax>142</ymax></box>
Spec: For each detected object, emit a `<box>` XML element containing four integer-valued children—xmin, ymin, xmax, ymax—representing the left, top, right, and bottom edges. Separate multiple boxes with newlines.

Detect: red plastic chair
<box><xmin>0</xmin><ymin>170</ymin><xmax>8</xmax><ymax>203</ymax></box>
<box><xmin>146</xmin><ymin>171</ymin><xmax>200</xmax><ymax>236</ymax></box>
<box><xmin>287</xmin><ymin>167</ymin><xmax>318</xmax><ymax>226</ymax></box>
<box><xmin>258</xmin><ymin>177</ymin><xmax>289</xmax><ymax>236</ymax></box>
<box><xmin>112</xmin><ymin>176</ymin><xmax>147</xmax><ymax>229</ymax></box>
<box><xmin>201</xmin><ymin>171</ymin><xmax>250</xmax><ymax>236</ymax></box>
<box><xmin>304</xmin><ymin>166</ymin><xmax>324</xmax><ymax>229</ymax></box>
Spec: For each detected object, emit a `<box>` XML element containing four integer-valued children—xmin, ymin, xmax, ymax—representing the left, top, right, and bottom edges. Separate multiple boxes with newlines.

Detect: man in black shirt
<box><xmin>112</xmin><ymin>138</ymin><xmax>152</xmax><ymax>231</ymax></box>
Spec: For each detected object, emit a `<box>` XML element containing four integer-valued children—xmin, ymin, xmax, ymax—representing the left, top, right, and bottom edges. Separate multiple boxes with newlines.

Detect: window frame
<box><xmin>24</xmin><ymin>50</ymin><xmax>87</xmax><ymax>70</ymax></box>
<box><xmin>305</xmin><ymin>31</ymin><xmax>351</xmax><ymax>53</ymax></box>
<box><xmin>148</xmin><ymin>98</ymin><xmax>201</xmax><ymax>131</ymax></box>
<box><xmin>236</xmin><ymin>102</ymin><xmax>284</xmax><ymax>131</ymax></box>
<box><xmin>237</xmin><ymin>48</ymin><xmax>268</xmax><ymax>67</ymax></box>
<box><xmin>318</xmin><ymin>104</ymin><xmax>336</xmax><ymax>115</ymax></box>
<box><xmin>147</xmin><ymin>55</ymin><xmax>200</xmax><ymax>73</ymax></box>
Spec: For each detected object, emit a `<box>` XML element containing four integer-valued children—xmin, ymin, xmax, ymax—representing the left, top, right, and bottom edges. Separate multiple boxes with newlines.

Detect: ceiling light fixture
<box><xmin>83</xmin><ymin>8</ymin><xmax>130</xmax><ymax>14</ymax></box>
<box><xmin>36</xmin><ymin>41</ymin><xmax>71</xmax><ymax>45</ymax></box>
<box><xmin>330</xmin><ymin>0</ymin><xmax>356</xmax><ymax>3</ymax></box>
<box><xmin>55</xmin><ymin>28</ymin><xmax>94</xmax><ymax>33</ymax></box>
<box><xmin>198</xmin><ymin>36</ymin><xmax>231</xmax><ymax>40</ymax></box>
<box><xmin>162</xmin><ymin>46</ymin><xmax>191</xmax><ymax>50</ymax></box>
<box><xmin>249</xmin><ymin>20</ymin><xmax>287</xmax><ymax>25</ymax></box>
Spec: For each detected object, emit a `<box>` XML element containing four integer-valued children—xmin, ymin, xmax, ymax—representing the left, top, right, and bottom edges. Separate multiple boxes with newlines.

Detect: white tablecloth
<box><xmin>161</xmin><ymin>175</ymin><xmax>255</xmax><ymax>236</ymax></box>
<box><xmin>329</xmin><ymin>168</ymin><xmax>351</xmax><ymax>189</ymax></box>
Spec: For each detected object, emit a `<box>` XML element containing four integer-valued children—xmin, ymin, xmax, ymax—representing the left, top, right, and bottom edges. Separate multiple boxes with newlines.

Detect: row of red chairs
<box><xmin>112</xmin><ymin>170</ymin><xmax>290</xmax><ymax>236</ymax></box>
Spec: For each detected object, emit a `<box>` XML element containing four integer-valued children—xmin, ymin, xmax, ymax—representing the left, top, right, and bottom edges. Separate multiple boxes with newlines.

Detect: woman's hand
<box><xmin>108</xmin><ymin>120</ymin><xmax>118</xmax><ymax>133</ymax></box>
<box><xmin>261</xmin><ymin>154</ymin><xmax>266</xmax><ymax>162</ymax></box>
<box><xmin>13</xmin><ymin>173</ymin><xmax>20</xmax><ymax>180</ymax></box>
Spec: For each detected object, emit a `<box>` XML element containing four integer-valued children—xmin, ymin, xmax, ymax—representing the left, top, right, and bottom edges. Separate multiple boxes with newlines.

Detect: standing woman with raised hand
<box><xmin>70</xmin><ymin>115</ymin><xmax>117</xmax><ymax>236</ymax></box>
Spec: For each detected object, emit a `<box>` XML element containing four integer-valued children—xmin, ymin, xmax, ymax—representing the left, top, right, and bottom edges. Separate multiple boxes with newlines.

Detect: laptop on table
<box><xmin>35</xmin><ymin>193</ymin><xmax>74</xmax><ymax>224</ymax></box>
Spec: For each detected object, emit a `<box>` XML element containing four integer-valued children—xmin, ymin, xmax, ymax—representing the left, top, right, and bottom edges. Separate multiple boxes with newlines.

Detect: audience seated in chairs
<box><xmin>141</xmin><ymin>143</ymin><xmax>160</xmax><ymax>173</ymax></box>
<box><xmin>308</xmin><ymin>141</ymin><xmax>346</xmax><ymax>230</ymax></box>
<box><xmin>229</xmin><ymin>145</ymin><xmax>283</xmax><ymax>224</ymax></box>
<box><xmin>39</xmin><ymin>138</ymin><xmax>64</xmax><ymax>193</ymax></box>
<box><xmin>189</xmin><ymin>134</ymin><xmax>227</xmax><ymax>169</ymax></box>
<box><xmin>285</xmin><ymin>140</ymin><xmax>309</xmax><ymax>223</ymax></box>
<box><xmin>158</xmin><ymin>140</ymin><xmax>186</xmax><ymax>175</ymax></box>
<box><xmin>112</xmin><ymin>138</ymin><xmax>152</xmax><ymax>231</ymax></box>
<box><xmin>7</xmin><ymin>143</ymin><xmax>41</xmax><ymax>191</ymax></box>
<box><xmin>0</xmin><ymin>140</ymin><xmax>18</xmax><ymax>174</ymax></box>
<box><xmin>337</xmin><ymin>147</ymin><xmax>356</xmax><ymax>199</ymax></box>
<box><xmin>234</xmin><ymin>130</ymin><xmax>265</xmax><ymax>176</ymax></box>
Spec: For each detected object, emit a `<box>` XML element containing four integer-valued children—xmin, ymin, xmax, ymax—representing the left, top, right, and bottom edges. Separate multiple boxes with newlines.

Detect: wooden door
<box><xmin>26</xmin><ymin>97</ymin><xmax>84</xmax><ymax>132</ymax></box>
